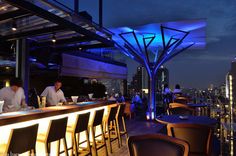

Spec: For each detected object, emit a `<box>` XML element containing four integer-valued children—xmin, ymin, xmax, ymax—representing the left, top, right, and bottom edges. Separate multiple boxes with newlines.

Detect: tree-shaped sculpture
<box><xmin>117</xmin><ymin>25</ymin><xmax>194</xmax><ymax>119</ymax></box>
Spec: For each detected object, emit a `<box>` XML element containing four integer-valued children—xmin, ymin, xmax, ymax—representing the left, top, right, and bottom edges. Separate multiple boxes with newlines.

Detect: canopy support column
<box><xmin>16</xmin><ymin>39</ymin><xmax>29</xmax><ymax>103</ymax></box>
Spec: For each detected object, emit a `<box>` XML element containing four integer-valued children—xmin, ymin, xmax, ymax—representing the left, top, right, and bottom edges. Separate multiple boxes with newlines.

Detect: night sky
<box><xmin>61</xmin><ymin>0</ymin><xmax>236</xmax><ymax>89</ymax></box>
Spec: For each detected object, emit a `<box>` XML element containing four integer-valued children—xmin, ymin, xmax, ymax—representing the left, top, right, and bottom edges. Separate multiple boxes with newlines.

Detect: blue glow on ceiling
<box><xmin>110</xmin><ymin>19</ymin><xmax>206</xmax><ymax>49</ymax></box>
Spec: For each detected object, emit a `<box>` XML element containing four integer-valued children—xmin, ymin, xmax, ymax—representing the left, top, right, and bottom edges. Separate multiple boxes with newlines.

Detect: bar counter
<box><xmin>0</xmin><ymin>100</ymin><xmax>114</xmax><ymax>126</ymax></box>
<box><xmin>0</xmin><ymin>100</ymin><xmax>117</xmax><ymax>155</ymax></box>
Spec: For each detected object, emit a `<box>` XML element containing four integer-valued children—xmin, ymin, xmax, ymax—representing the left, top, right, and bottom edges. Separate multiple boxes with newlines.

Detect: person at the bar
<box><xmin>41</xmin><ymin>79</ymin><xmax>67</xmax><ymax>106</ymax></box>
<box><xmin>0</xmin><ymin>78</ymin><xmax>27</xmax><ymax>112</ymax></box>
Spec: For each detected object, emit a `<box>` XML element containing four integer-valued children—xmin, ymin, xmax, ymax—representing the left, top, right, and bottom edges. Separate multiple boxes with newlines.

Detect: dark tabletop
<box><xmin>187</xmin><ymin>103</ymin><xmax>208</xmax><ymax>107</ymax></box>
<box><xmin>156</xmin><ymin>115</ymin><xmax>218</xmax><ymax>125</ymax></box>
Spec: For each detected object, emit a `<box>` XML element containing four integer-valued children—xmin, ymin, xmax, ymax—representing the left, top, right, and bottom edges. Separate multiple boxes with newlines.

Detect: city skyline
<box><xmin>61</xmin><ymin>0</ymin><xmax>236</xmax><ymax>89</ymax></box>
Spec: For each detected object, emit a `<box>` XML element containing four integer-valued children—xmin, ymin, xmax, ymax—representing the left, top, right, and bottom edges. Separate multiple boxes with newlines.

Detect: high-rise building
<box><xmin>226</xmin><ymin>61</ymin><xmax>236</xmax><ymax>104</ymax></box>
<box><xmin>129</xmin><ymin>66</ymin><xmax>169</xmax><ymax>94</ymax></box>
<box><xmin>220</xmin><ymin>83</ymin><xmax>226</xmax><ymax>97</ymax></box>
<box><xmin>225</xmin><ymin>60</ymin><xmax>236</xmax><ymax>156</ymax></box>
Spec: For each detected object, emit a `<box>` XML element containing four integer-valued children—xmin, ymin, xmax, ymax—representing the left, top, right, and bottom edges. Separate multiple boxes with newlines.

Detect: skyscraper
<box><xmin>226</xmin><ymin>61</ymin><xmax>236</xmax><ymax>105</ymax></box>
<box><xmin>225</xmin><ymin>60</ymin><xmax>236</xmax><ymax>156</ymax></box>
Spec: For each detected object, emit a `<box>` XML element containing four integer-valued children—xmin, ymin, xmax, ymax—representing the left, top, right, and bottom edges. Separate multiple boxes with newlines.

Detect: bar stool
<box><xmin>0</xmin><ymin>124</ymin><xmax>38</xmax><ymax>155</ymax></box>
<box><xmin>116</xmin><ymin>104</ymin><xmax>128</xmax><ymax>146</ymax></box>
<box><xmin>90</xmin><ymin>109</ymin><xmax>108</xmax><ymax>156</ymax></box>
<box><xmin>67</xmin><ymin>112</ymin><xmax>91</xmax><ymax>156</ymax></box>
<box><xmin>104</xmin><ymin>106</ymin><xmax>120</xmax><ymax>153</ymax></box>
<box><xmin>37</xmin><ymin>117</ymin><xmax>69</xmax><ymax>156</ymax></box>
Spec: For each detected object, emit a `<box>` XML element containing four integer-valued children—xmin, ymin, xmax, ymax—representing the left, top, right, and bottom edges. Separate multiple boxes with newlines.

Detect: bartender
<box><xmin>0</xmin><ymin>78</ymin><xmax>27</xmax><ymax>112</ymax></box>
<box><xmin>41</xmin><ymin>79</ymin><xmax>67</xmax><ymax>106</ymax></box>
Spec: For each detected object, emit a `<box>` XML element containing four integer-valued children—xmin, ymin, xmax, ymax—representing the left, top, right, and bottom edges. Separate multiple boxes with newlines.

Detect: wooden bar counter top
<box><xmin>0</xmin><ymin>100</ymin><xmax>115</xmax><ymax>127</ymax></box>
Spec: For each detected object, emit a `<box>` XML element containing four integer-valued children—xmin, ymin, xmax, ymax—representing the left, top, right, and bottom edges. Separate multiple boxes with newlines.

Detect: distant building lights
<box><xmin>5</xmin><ymin>66</ymin><xmax>10</xmax><ymax>70</ymax></box>
<box><xmin>142</xmin><ymin>89</ymin><xmax>148</xmax><ymax>94</ymax></box>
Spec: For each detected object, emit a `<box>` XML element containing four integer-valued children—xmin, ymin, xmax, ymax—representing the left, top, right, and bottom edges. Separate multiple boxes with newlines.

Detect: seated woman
<box><xmin>173</xmin><ymin>84</ymin><xmax>182</xmax><ymax>97</ymax></box>
<box><xmin>162</xmin><ymin>84</ymin><xmax>172</xmax><ymax>112</ymax></box>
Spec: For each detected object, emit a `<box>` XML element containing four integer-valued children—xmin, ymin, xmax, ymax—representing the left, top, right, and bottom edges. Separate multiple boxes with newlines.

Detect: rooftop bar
<box><xmin>0</xmin><ymin>0</ymin><xmax>233</xmax><ymax>155</ymax></box>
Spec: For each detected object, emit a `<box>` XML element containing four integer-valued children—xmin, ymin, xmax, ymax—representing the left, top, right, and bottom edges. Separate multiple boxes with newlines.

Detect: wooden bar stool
<box><xmin>37</xmin><ymin>117</ymin><xmax>69</xmax><ymax>156</ymax></box>
<box><xmin>116</xmin><ymin>104</ymin><xmax>128</xmax><ymax>146</ymax></box>
<box><xmin>104</xmin><ymin>106</ymin><xmax>120</xmax><ymax>153</ymax></box>
<box><xmin>67</xmin><ymin>112</ymin><xmax>91</xmax><ymax>156</ymax></box>
<box><xmin>90</xmin><ymin>109</ymin><xmax>108</xmax><ymax>156</ymax></box>
<box><xmin>0</xmin><ymin>124</ymin><xmax>38</xmax><ymax>155</ymax></box>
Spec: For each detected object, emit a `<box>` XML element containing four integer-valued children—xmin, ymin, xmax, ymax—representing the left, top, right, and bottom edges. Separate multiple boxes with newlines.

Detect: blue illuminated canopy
<box><xmin>109</xmin><ymin>19</ymin><xmax>206</xmax><ymax>119</ymax></box>
<box><xmin>110</xmin><ymin>19</ymin><xmax>206</xmax><ymax>49</ymax></box>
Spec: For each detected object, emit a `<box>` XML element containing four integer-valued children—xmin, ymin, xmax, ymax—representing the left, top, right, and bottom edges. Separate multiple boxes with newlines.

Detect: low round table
<box><xmin>156</xmin><ymin>115</ymin><xmax>217</xmax><ymax>126</ymax></box>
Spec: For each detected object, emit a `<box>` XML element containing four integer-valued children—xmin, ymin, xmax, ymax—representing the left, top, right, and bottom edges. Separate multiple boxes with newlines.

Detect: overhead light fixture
<box><xmin>52</xmin><ymin>34</ymin><xmax>56</xmax><ymax>43</ymax></box>
<box><xmin>0</xmin><ymin>6</ymin><xmax>7</xmax><ymax>11</ymax></box>
<box><xmin>11</xmin><ymin>20</ymin><xmax>17</xmax><ymax>31</ymax></box>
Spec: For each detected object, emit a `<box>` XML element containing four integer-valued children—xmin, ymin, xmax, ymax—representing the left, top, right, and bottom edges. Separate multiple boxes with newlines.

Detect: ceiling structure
<box><xmin>0</xmin><ymin>0</ymin><xmax>114</xmax><ymax>66</ymax></box>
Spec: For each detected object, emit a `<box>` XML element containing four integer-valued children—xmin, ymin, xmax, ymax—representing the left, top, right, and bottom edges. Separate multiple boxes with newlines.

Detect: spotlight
<box><xmin>52</xmin><ymin>34</ymin><xmax>56</xmax><ymax>43</ymax></box>
<box><xmin>11</xmin><ymin>21</ymin><xmax>17</xmax><ymax>31</ymax></box>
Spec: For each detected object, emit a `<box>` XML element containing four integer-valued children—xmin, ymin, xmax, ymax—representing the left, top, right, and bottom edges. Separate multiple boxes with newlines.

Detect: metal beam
<box><xmin>74</xmin><ymin>0</ymin><xmax>79</xmax><ymax>14</ymax></box>
<box><xmin>54</xmin><ymin>43</ymin><xmax>111</xmax><ymax>52</ymax></box>
<box><xmin>157</xmin><ymin>30</ymin><xmax>189</xmax><ymax>67</ymax></box>
<box><xmin>160</xmin><ymin>25</ymin><xmax>166</xmax><ymax>49</ymax></box>
<box><xmin>99</xmin><ymin>0</ymin><xmax>103</xmax><ymax>27</ymax></box>
<box><xmin>162</xmin><ymin>26</ymin><xmax>188</xmax><ymax>34</ymax></box>
<box><xmin>119</xmin><ymin>32</ymin><xmax>143</xmax><ymax>59</ymax></box>
<box><xmin>163</xmin><ymin>43</ymin><xmax>194</xmax><ymax>64</ymax></box>
<box><xmin>3</xmin><ymin>25</ymin><xmax>66</xmax><ymax>41</ymax></box>
<box><xmin>33</xmin><ymin>36</ymin><xmax>93</xmax><ymax>47</ymax></box>
<box><xmin>124</xmin><ymin>44</ymin><xmax>145</xmax><ymax>65</ymax></box>
<box><xmin>0</xmin><ymin>9</ymin><xmax>31</xmax><ymax>21</ymax></box>
<box><xmin>4</xmin><ymin>0</ymin><xmax>114</xmax><ymax>46</ymax></box>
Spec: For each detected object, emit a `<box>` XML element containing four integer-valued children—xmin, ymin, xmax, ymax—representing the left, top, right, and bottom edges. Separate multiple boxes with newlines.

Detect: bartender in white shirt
<box><xmin>0</xmin><ymin>78</ymin><xmax>27</xmax><ymax>112</ymax></box>
<box><xmin>41</xmin><ymin>79</ymin><xmax>67</xmax><ymax>106</ymax></box>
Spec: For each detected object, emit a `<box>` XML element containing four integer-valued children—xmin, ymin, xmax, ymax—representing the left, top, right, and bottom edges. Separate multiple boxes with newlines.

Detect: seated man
<box><xmin>0</xmin><ymin>78</ymin><xmax>27</xmax><ymax>112</ymax></box>
<box><xmin>41</xmin><ymin>79</ymin><xmax>67</xmax><ymax>106</ymax></box>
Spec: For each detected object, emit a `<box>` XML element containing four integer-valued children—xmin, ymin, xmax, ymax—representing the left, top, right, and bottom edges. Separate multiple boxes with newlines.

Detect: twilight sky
<box><xmin>61</xmin><ymin>0</ymin><xmax>236</xmax><ymax>89</ymax></box>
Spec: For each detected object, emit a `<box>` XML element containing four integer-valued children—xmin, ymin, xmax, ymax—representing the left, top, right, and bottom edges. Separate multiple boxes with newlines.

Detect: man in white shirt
<box><xmin>41</xmin><ymin>79</ymin><xmax>67</xmax><ymax>106</ymax></box>
<box><xmin>0</xmin><ymin>78</ymin><xmax>27</xmax><ymax>112</ymax></box>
